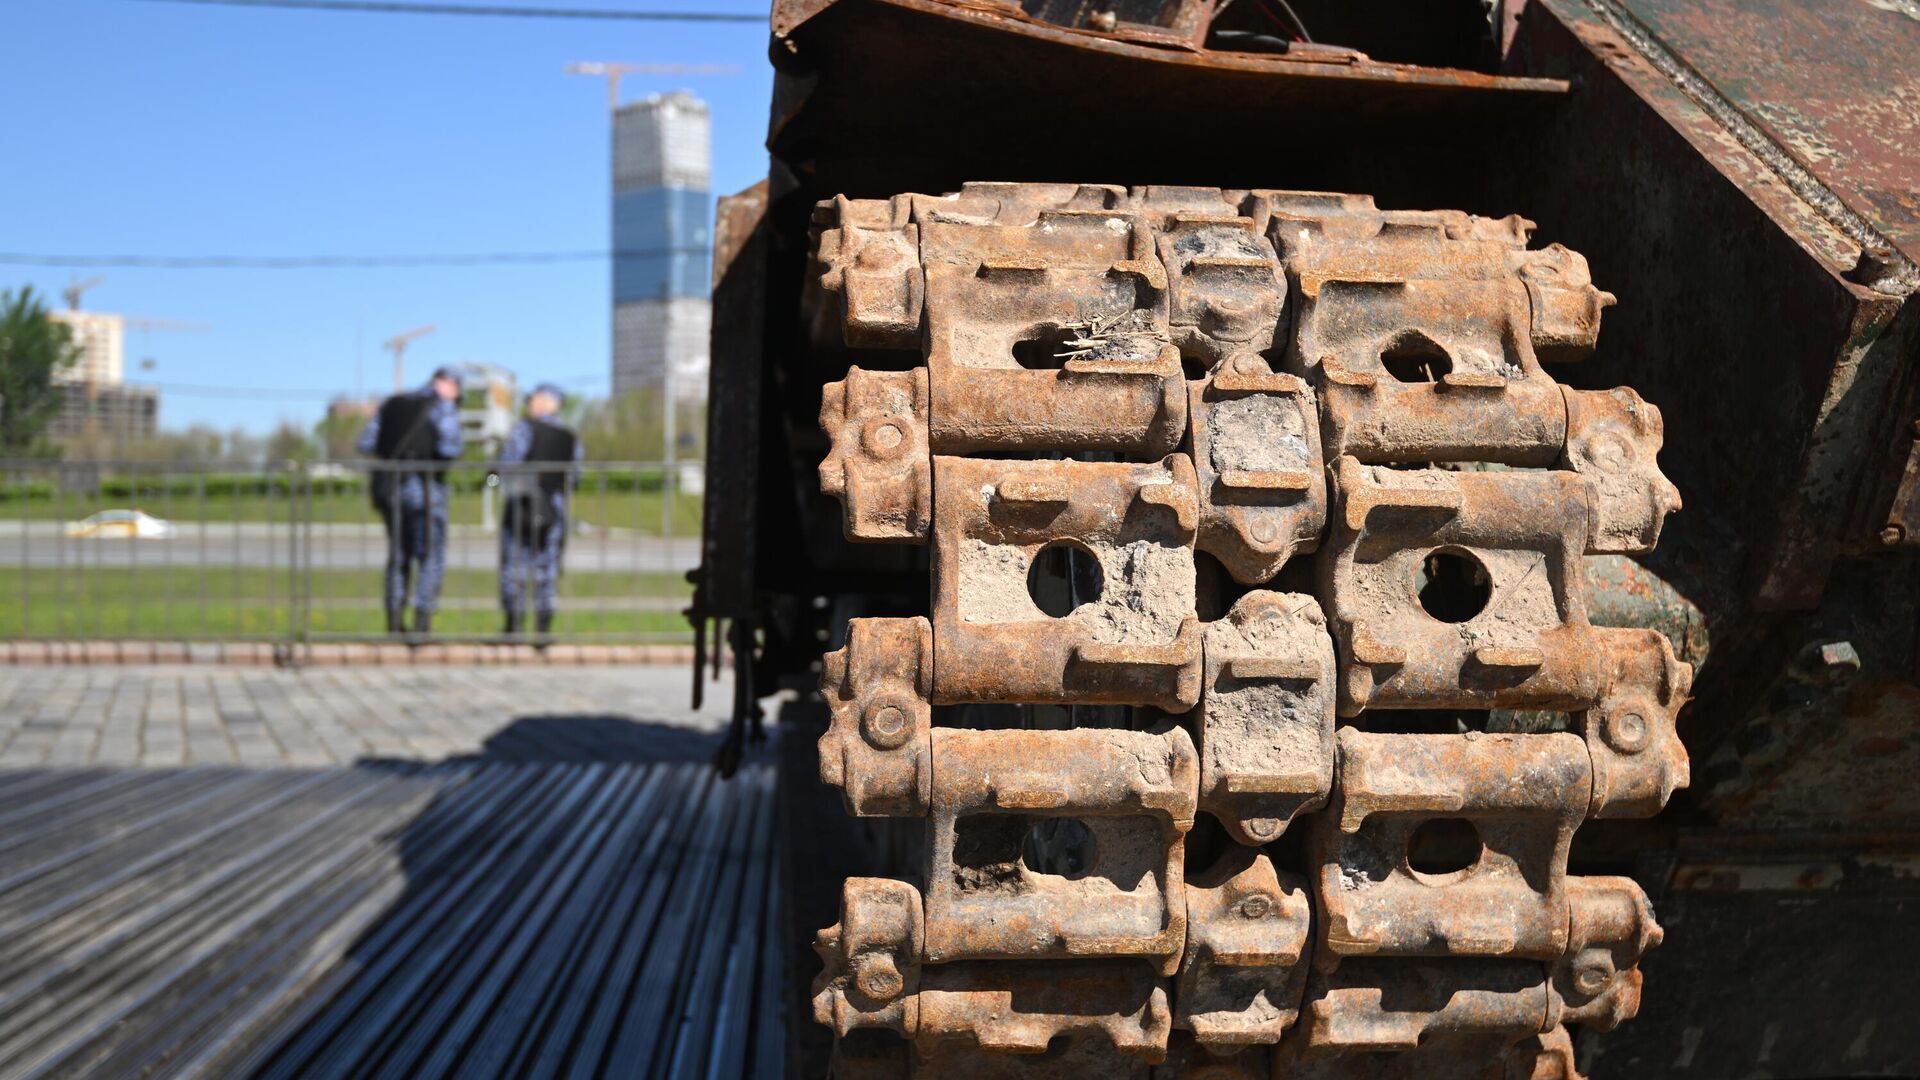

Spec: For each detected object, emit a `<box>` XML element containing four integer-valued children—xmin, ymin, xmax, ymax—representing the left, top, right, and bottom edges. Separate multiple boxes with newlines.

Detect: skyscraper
<box><xmin>611</xmin><ymin>90</ymin><xmax>711</xmax><ymax>404</ymax></box>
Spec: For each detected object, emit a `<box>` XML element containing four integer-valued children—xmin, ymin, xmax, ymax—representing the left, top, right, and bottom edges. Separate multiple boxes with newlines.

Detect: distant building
<box><xmin>48</xmin><ymin>310</ymin><xmax>125</xmax><ymax>387</ymax></box>
<box><xmin>327</xmin><ymin>396</ymin><xmax>380</xmax><ymax>423</ymax></box>
<box><xmin>611</xmin><ymin>90</ymin><xmax>711</xmax><ymax>404</ymax></box>
<box><xmin>44</xmin><ymin>310</ymin><xmax>157</xmax><ymax>441</ymax></box>
<box><xmin>47</xmin><ymin>383</ymin><xmax>159</xmax><ymax>441</ymax></box>
<box><xmin>322</xmin><ymin>396</ymin><xmax>380</xmax><ymax>458</ymax></box>
<box><xmin>449</xmin><ymin>361</ymin><xmax>518</xmax><ymax>446</ymax></box>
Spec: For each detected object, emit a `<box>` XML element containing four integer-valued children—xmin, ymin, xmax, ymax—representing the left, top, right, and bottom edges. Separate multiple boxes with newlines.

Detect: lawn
<box><xmin>0</xmin><ymin>566</ymin><xmax>695</xmax><ymax>641</ymax></box>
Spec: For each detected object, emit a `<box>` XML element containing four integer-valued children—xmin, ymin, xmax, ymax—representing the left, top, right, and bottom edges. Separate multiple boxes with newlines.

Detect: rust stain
<box><xmin>1619</xmin><ymin>0</ymin><xmax>1920</xmax><ymax>265</ymax></box>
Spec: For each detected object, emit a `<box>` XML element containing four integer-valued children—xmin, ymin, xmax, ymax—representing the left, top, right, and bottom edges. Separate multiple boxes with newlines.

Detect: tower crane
<box><xmin>564</xmin><ymin>62</ymin><xmax>740</xmax><ymax>111</ymax></box>
<box><xmin>62</xmin><ymin>276</ymin><xmax>104</xmax><ymax>311</ymax></box>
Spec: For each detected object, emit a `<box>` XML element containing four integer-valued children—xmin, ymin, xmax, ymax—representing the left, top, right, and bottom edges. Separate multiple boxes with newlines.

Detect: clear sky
<box><xmin>1</xmin><ymin>0</ymin><xmax>773</xmax><ymax>433</ymax></box>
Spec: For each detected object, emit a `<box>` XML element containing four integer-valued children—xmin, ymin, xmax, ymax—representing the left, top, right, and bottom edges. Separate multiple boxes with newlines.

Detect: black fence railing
<box><xmin>0</xmin><ymin>459</ymin><xmax>702</xmax><ymax>654</ymax></box>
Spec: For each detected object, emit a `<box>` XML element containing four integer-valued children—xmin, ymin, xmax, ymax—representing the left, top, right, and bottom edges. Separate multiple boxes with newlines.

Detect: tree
<box><xmin>313</xmin><ymin>409</ymin><xmax>365</xmax><ymax>459</ymax></box>
<box><xmin>0</xmin><ymin>286</ymin><xmax>78</xmax><ymax>456</ymax></box>
<box><xmin>572</xmin><ymin>387</ymin><xmax>707</xmax><ymax>462</ymax></box>
<box><xmin>265</xmin><ymin>419</ymin><xmax>317</xmax><ymax>463</ymax></box>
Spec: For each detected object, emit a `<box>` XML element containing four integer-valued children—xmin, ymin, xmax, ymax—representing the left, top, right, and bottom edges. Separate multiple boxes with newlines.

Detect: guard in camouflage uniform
<box><xmin>495</xmin><ymin>383</ymin><xmax>582</xmax><ymax>637</ymax></box>
<box><xmin>358</xmin><ymin>367</ymin><xmax>465</xmax><ymax>635</ymax></box>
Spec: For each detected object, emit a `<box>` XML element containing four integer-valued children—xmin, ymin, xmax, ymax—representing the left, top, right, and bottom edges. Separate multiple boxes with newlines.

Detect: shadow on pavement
<box><xmin>450</xmin><ymin>713</ymin><xmax>723</xmax><ymax>765</ymax></box>
<box><xmin>231</xmin><ymin>712</ymin><xmax>783</xmax><ymax>1080</ymax></box>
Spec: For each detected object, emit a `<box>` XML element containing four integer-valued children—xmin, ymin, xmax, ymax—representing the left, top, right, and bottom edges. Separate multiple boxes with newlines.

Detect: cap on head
<box><xmin>430</xmin><ymin>366</ymin><xmax>464</xmax><ymax>392</ymax></box>
<box><xmin>531</xmin><ymin>382</ymin><xmax>566</xmax><ymax>406</ymax></box>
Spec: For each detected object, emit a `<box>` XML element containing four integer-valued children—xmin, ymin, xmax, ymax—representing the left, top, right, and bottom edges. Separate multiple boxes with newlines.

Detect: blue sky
<box><xmin>1</xmin><ymin>0</ymin><xmax>772</xmax><ymax>433</ymax></box>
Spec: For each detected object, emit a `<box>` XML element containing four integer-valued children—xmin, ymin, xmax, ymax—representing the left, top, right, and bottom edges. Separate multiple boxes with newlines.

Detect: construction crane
<box><xmin>123</xmin><ymin>317</ymin><xmax>212</xmax><ymax>375</ymax></box>
<box><xmin>384</xmin><ymin>324</ymin><xmax>436</xmax><ymax>392</ymax></box>
<box><xmin>63</xmin><ymin>276</ymin><xmax>104</xmax><ymax>311</ymax></box>
<box><xmin>564</xmin><ymin>62</ymin><xmax>740</xmax><ymax>111</ymax></box>
<box><xmin>123</xmin><ymin>317</ymin><xmax>212</xmax><ymax>334</ymax></box>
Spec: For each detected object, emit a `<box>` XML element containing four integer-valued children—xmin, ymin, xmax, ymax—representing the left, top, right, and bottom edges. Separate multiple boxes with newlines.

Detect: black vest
<box><xmin>525</xmin><ymin>418</ymin><xmax>578</xmax><ymax>496</ymax></box>
<box><xmin>373</xmin><ymin>393</ymin><xmax>447</xmax><ymax>462</ymax></box>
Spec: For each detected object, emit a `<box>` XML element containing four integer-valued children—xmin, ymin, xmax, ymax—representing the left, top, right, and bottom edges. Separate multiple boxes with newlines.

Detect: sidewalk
<box><xmin>0</xmin><ymin>663</ymin><xmax>727</xmax><ymax>767</ymax></box>
<box><xmin>0</xmin><ymin>640</ymin><xmax>698</xmax><ymax>665</ymax></box>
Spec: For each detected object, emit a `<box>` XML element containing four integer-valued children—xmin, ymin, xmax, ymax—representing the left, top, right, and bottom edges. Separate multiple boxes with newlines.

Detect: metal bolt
<box><xmin>862</xmin><ymin>702</ymin><xmax>912</xmax><ymax>750</ymax></box>
<box><xmin>1243</xmin><ymin>817</ymin><xmax>1280</xmax><ymax>841</ymax></box>
<box><xmin>853</xmin><ymin>952</ymin><xmax>903</xmax><ymax>1000</ymax></box>
<box><xmin>863</xmin><ymin>418</ymin><xmax>909</xmax><ymax>459</ymax></box>
<box><xmin>1848</xmin><ymin>244</ymin><xmax>1907</xmax><ymax>293</ymax></box>
<box><xmin>1603</xmin><ymin>710</ymin><xmax>1650</xmax><ymax>754</ymax></box>
<box><xmin>1573</xmin><ymin>958</ymin><xmax>1613</xmax><ymax>996</ymax></box>
<box><xmin>1881</xmin><ymin>523</ymin><xmax>1907</xmax><ymax>547</ymax></box>
<box><xmin>1237</xmin><ymin>893</ymin><xmax>1275</xmax><ymax>919</ymax></box>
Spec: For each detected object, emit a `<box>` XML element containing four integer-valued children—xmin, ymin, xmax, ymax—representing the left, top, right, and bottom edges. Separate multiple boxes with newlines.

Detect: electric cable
<box><xmin>126</xmin><ymin>0</ymin><xmax>761</xmax><ymax>21</ymax></box>
<box><xmin>0</xmin><ymin>246</ymin><xmax>708</xmax><ymax>269</ymax></box>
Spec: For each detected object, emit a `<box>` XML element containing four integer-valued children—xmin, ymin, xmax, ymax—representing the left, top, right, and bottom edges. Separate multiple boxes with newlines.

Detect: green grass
<box><xmin>0</xmin><ymin>566</ymin><xmax>695</xmax><ymax>640</ymax></box>
<box><xmin>2</xmin><ymin>489</ymin><xmax>704</xmax><ymax>536</ymax></box>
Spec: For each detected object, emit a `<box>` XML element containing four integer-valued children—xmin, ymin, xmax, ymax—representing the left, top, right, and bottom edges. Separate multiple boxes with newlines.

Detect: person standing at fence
<box><xmin>358</xmin><ymin>367</ymin><xmax>465</xmax><ymax>636</ymax></box>
<box><xmin>495</xmin><ymin>383</ymin><xmax>582</xmax><ymax>639</ymax></box>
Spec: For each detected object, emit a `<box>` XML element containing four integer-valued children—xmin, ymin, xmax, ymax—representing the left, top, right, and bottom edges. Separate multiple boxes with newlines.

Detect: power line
<box><xmin>0</xmin><ymin>246</ymin><xmax>708</xmax><ymax>269</ymax></box>
<box><xmin>128</xmin><ymin>0</ymin><xmax>762</xmax><ymax>20</ymax></box>
<box><xmin>145</xmin><ymin>382</ymin><xmax>349</xmax><ymax>399</ymax></box>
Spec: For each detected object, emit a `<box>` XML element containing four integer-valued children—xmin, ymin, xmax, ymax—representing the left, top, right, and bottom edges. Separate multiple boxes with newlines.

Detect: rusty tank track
<box><xmin>803</xmin><ymin>183</ymin><xmax>1687</xmax><ymax>1078</ymax></box>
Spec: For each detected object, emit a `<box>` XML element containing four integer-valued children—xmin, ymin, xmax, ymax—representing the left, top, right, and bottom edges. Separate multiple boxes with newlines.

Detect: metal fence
<box><xmin>0</xmin><ymin>459</ymin><xmax>701</xmax><ymax>653</ymax></box>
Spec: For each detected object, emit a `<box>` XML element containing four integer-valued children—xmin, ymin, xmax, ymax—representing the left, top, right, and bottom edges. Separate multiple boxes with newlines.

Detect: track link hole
<box><xmin>1022</xmin><ymin>817</ymin><xmax>1098</xmax><ymax>880</ymax></box>
<box><xmin>1415</xmin><ymin>548</ymin><xmax>1491</xmax><ymax>623</ymax></box>
<box><xmin>1028</xmin><ymin>541</ymin><xmax>1104</xmax><ymax>618</ymax></box>
<box><xmin>1407</xmin><ymin>817</ymin><xmax>1481</xmax><ymax>877</ymax></box>
<box><xmin>1380</xmin><ymin>332</ymin><xmax>1454</xmax><ymax>383</ymax></box>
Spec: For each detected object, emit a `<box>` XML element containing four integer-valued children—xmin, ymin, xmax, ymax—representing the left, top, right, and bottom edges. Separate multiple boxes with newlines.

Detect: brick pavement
<box><xmin>0</xmin><ymin>664</ymin><xmax>730</xmax><ymax>767</ymax></box>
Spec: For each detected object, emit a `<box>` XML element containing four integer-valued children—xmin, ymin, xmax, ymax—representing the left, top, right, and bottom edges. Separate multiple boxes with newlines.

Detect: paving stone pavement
<box><xmin>0</xmin><ymin>664</ymin><xmax>731</xmax><ymax>767</ymax></box>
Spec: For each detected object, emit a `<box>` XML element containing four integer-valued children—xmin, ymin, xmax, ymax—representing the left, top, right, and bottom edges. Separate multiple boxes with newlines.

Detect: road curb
<box><xmin>0</xmin><ymin>640</ymin><xmax>702</xmax><ymax>667</ymax></box>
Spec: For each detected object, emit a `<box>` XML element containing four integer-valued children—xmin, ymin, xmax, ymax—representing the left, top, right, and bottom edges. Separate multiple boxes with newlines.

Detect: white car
<box><xmin>65</xmin><ymin>509</ymin><xmax>175</xmax><ymax>540</ymax></box>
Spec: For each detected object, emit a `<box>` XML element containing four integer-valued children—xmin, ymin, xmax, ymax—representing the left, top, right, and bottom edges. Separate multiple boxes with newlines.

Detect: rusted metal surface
<box><xmin>930</xmin><ymin>455</ymin><xmax>1203</xmax><ymax>710</ymax></box>
<box><xmin>819</xmin><ymin>616</ymin><xmax>933</xmax><ymax>816</ymax></box>
<box><xmin>924</xmin><ymin>725</ymin><xmax>1196</xmax><ymax>968</ymax></box>
<box><xmin>1276</xmin><ymin>1013</ymin><xmax>1582</xmax><ymax>1077</ymax></box>
<box><xmin>1503</xmin><ymin>0</ymin><xmax>1915</xmax><ymax>624</ymax></box>
<box><xmin>1323</xmin><ymin>461</ymin><xmax>1608</xmax><ymax>715</ymax></box>
<box><xmin>1315</xmin><ymin>730</ymin><xmax>1591</xmax><ymax>964</ymax></box>
<box><xmin>765</xmin><ymin>0</ymin><xmax>1572</xmax><ymax>255</ymax></box>
<box><xmin>773</xmin><ymin>0</ymin><xmax>1567</xmax><ymax>96</ymax></box>
<box><xmin>1605</xmin><ymin>0</ymin><xmax>1920</xmax><ymax>276</ymax></box>
<box><xmin>1197</xmin><ymin>592</ymin><xmax>1334</xmax><ymax>845</ymax></box>
<box><xmin>1016</xmin><ymin>0</ymin><xmax>1219</xmax><ymax>50</ymax></box>
<box><xmin>1490</xmin><ymin>3</ymin><xmax>1920</xmax><ymax>925</ymax></box>
<box><xmin>807</xmin><ymin>182</ymin><xmax>1686</xmax><ymax>1076</ymax></box>
<box><xmin>1177</xmin><ymin>848</ymin><xmax>1312</xmax><ymax>1050</ymax></box>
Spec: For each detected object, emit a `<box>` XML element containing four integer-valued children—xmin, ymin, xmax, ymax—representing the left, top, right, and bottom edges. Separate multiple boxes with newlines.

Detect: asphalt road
<box><xmin>0</xmin><ymin>521</ymin><xmax>697</xmax><ymax>573</ymax></box>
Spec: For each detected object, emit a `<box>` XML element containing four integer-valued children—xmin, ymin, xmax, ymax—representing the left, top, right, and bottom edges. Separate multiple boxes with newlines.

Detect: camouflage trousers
<box><xmin>381</xmin><ymin>502</ymin><xmax>449</xmax><ymax>615</ymax></box>
<box><xmin>500</xmin><ymin>517</ymin><xmax>567</xmax><ymax>618</ymax></box>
